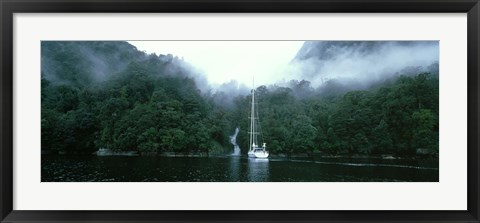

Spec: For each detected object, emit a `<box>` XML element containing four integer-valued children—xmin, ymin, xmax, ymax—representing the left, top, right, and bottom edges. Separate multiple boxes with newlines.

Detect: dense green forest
<box><xmin>41</xmin><ymin>41</ymin><xmax>439</xmax><ymax>157</ymax></box>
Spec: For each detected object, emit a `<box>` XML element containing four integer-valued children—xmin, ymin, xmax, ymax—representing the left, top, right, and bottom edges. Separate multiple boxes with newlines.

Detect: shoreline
<box><xmin>41</xmin><ymin>150</ymin><xmax>438</xmax><ymax>160</ymax></box>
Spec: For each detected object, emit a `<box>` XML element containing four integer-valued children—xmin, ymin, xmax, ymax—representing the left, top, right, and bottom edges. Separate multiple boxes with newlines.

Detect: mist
<box><xmin>285</xmin><ymin>41</ymin><xmax>439</xmax><ymax>88</ymax></box>
<box><xmin>163</xmin><ymin>41</ymin><xmax>440</xmax><ymax>103</ymax></box>
<box><xmin>42</xmin><ymin>41</ymin><xmax>439</xmax><ymax>107</ymax></box>
<box><xmin>41</xmin><ymin>41</ymin><xmax>212</xmax><ymax>94</ymax></box>
<box><xmin>177</xmin><ymin>41</ymin><xmax>438</xmax><ymax>106</ymax></box>
<box><xmin>128</xmin><ymin>41</ymin><xmax>304</xmax><ymax>87</ymax></box>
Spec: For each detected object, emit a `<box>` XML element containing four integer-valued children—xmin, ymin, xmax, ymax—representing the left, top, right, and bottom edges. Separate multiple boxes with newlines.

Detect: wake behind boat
<box><xmin>247</xmin><ymin>79</ymin><xmax>269</xmax><ymax>159</ymax></box>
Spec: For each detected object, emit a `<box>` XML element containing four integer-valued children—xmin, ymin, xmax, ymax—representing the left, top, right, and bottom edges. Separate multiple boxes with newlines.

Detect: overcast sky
<box><xmin>128</xmin><ymin>41</ymin><xmax>304</xmax><ymax>87</ymax></box>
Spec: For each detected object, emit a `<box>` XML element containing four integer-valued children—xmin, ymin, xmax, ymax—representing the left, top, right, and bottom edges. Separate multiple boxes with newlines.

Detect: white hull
<box><xmin>248</xmin><ymin>150</ymin><xmax>269</xmax><ymax>158</ymax></box>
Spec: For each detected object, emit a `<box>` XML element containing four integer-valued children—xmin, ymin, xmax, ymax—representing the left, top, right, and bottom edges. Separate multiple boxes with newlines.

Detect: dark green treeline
<box><xmin>41</xmin><ymin>41</ymin><xmax>439</xmax><ymax>157</ymax></box>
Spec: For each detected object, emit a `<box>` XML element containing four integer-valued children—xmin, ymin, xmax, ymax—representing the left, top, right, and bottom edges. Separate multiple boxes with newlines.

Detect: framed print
<box><xmin>1</xmin><ymin>0</ymin><xmax>479</xmax><ymax>222</ymax></box>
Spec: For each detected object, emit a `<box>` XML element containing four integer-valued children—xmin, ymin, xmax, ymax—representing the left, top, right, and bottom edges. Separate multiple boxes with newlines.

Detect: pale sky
<box><xmin>128</xmin><ymin>41</ymin><xmax>304</xmax><ymax>87</ymax></box>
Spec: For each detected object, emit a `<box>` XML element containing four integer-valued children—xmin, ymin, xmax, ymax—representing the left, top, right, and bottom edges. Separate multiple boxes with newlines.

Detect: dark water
<box><xmin>42</xmin><ymin>155</ymin><xmax>438</xmax><ymax>182</ymax></box>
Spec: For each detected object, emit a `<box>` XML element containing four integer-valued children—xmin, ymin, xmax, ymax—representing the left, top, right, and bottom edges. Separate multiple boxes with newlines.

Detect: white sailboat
<box><xmin>247</xmin><ymin>81</ymin><xmax>269</xmax><ymax>159</ymax></box>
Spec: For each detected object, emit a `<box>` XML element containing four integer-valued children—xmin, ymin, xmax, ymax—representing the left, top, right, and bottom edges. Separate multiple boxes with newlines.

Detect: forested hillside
<box><xmin>41</xmin><ymin>41</ymin><xmax>439</xmax><ymax>157</ymax></box>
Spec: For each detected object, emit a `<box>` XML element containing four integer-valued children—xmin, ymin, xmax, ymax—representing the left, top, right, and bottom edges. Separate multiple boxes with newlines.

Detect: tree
<box><xmin>286</xmin><ymin>115</ymin><xmax>317</xmax><ymax>155</ymax></box>
<box><xmin>159</xmin><ymin>128</ymin><xmax>186</xmax><ymax>154</ymax></box>
<box><xmin>411</xmin><ymin>109</ymin><xmax>438</xmax><ymax>154</ymax></box>
<box><xmin>371</xmin><ymin>119</ymin><xmax>393</xmax><ymax>154</ymax></box>
<box><xmin>138</xmin><ymin>127</ymin><xmax>160</xmax><ymax>153</ymax></box>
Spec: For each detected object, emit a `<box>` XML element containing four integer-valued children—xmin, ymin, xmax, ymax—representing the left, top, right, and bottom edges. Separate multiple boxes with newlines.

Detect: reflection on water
<box><xmin>248</xmin><ymin>158</ymin><xmax>269</xmax><ymax>182</ymax></box>
<box><xmin>229</xmin><ymin>156</ymin><xmax>241</xmax><ymax>181</ymax></box>
<box><xmin>42</xmin><ymin>155</ymin><xmax>438</xmax><ymax>182</ymax></box>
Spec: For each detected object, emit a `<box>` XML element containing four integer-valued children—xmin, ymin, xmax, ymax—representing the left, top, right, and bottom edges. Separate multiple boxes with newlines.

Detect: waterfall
<box><xmin>230</xmin><ymin>127</ymin><xmax>241</xmax><ymax>156</ymax></box>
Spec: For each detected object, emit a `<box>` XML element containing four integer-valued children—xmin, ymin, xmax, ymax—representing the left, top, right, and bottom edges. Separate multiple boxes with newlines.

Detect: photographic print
<box><xmin>41</xmin><ymin>41</ymin><xmax>439</xmax><ymax>182</ymax></box>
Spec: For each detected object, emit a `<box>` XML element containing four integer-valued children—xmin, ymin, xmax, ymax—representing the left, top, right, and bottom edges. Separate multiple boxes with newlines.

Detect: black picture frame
<box><xmin>1</xmin><ymin>0</ymin><xmax>479</xmax><ymax>222</ymax></box>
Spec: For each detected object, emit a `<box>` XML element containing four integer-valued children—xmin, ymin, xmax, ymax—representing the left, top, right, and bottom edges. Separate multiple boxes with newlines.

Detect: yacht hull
<box><xmin>248</xmin><ymin>151</ymin><xmax>269</xmax><ymax>158</ymax></box>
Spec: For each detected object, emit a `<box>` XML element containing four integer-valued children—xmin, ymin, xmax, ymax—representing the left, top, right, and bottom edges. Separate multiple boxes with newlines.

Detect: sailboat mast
<box><xmin>252</xmin><ymin>88</ymin><xmax>256</xmax><ymax>146</ymax></box>
<box><xmin>249</xmin><ymin>78</ymin><xmax>255</xmax><ymax>152</ymax></box>
<box><xmin>247</xmin><ymin>77</ymin><xmax>268</xmax><ymax>158</ymax></box>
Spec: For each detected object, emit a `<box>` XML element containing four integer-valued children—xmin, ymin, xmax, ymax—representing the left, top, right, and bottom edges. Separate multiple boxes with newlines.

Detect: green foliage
<box><xmin>371</xmin><ymin>119</ymin><xmax>393</xmax><ymax>154</ymax></box>
<box><xmin>41</xmin><ymin>41</ymin><xmax>439</xmax><ymax>158</ymax></box>
<box><xmin>411</xmin><ymin>109</ymin><xmax>438</xmax><ymax>153</ymax></box>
